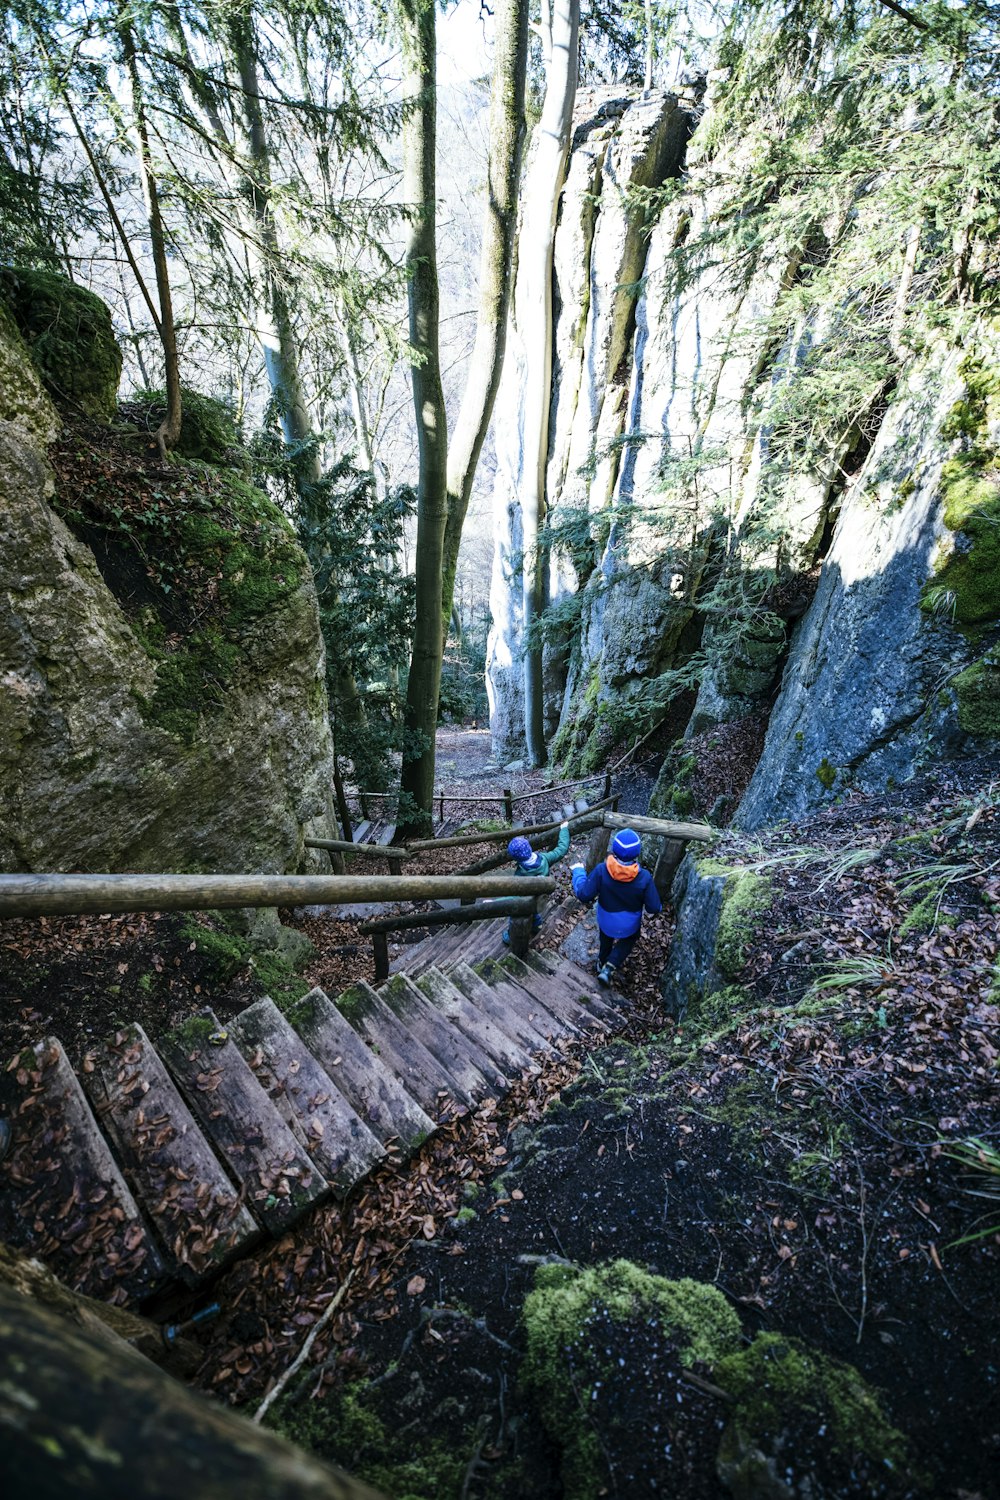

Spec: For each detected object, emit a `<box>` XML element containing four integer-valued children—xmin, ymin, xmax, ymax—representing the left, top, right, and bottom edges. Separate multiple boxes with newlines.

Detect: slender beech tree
<box><xmin>440</xmin><ymin>0</ymin><xmax>529</xmax><ymax>637</ymax></box>
<box><xmin>116</xmin><ymin>2</ymin><xmax>182</xmax><ymax>458</ymax></box>
<box><xmin>396</xmin><ymin>0</ymin><xmax>448</xmax><ymax>839</ymax></box>
<box><xmin>517</xmin><ymin>0</ymin><xmax>580</xmax><ymax>767</ymax></box>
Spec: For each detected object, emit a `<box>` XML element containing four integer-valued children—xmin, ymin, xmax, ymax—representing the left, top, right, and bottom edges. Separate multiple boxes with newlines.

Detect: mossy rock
<box><xmin>953</xmin><ymin>647</ymin><xmax>1000</xmax><ymax>737</ymax></box>
<box><xmin>0</xmin><ymin>268</ymin><xmax>122</xmax><ymax>420</ymax></box>
<box><xmin>924</xmin><ymin>356</ymin><xmax>1000</xmax><ymax>628</ymax></box>
<box><xmin>717</xmin><ymin>1334</ymin><xmax>918</xmax><ymax>1498</ymax></box>
<box><xmin>134</xmin><ymin>387</ymin><xmax>240</xmax><ymax>464</ymax></box>
<box><xmin>715</xmin><ymin>869</ymin><xmax>773</xmax><ymax>979</ymax></box>
<box><xmin>522</xmin><ymin>1260</ymin><xmax>741</xmax><ymax>1500</ymax></box>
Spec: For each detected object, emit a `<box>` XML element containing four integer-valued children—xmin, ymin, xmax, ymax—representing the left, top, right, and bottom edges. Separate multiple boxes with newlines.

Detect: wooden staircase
<box><xmin>0</xmin><ymin>927</ymin><xmax>615</xmax><ymax>1307</ymax></box>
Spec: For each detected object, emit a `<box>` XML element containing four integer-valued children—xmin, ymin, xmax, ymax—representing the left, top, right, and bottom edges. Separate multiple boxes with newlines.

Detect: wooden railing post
<box><xmin>508</xmin><ymin>896</ymin><xmax>536</xmax><ymax>958</ymax></box>
<box><xmin>503</xmin><ymin>787</ymin><xmax>514</xmax><ymax>824</ymax></box>
<box><xmin>603</xmin><ymin>772</ymin><xmax>612</xmax><ymax>800</ymax></box>
<box><xmin>387</xmin><ymin>853</ymin><xmax>403</xmax><ymax>878</ymax></box>
<box><xmin>373</xmin><ymin>931</ymin><xmax>390</xmax><ymax>983</ymax></box>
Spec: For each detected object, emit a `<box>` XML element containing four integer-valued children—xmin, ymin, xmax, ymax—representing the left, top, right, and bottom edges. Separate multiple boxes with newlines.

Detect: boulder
<box><xmin>0</xmin><ymin>268</ymin><xmax>122</xmax><ymax>420</ymax></box>
<box><xmin>0</xmin><ymin>420</ymin><xmax>335</xmax><ymax>874</ymax></box>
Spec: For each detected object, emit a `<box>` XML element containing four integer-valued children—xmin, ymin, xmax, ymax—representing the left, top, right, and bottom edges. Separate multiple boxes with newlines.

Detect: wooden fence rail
<box><xmin>0</xmin><ymin>873</ymin><xmax>555</xmax><ymax>920</ymax></box>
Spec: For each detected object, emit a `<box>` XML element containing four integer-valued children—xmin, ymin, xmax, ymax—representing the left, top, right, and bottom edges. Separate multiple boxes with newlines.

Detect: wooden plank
<box><xmin>478</xmin><ymin>956</ymin><xmax>603</xmax><ymax>1033</ymax></box>
<box><xmin>516</xmin><ymin>953</ymin><xmax>617</xmax><ymax>1026</ymax></box>
<box><xmin>379</xmin><ymin>975</ymin><xmax>503</xmax><ymax>1100</ymax></box>
<box><xmin>351</xmin><ymin>820</ymin><xmax>372</xmax><ymax>845</ymax></box>
<box><xmin>375</xmin><ymin>823</ymin><xmax>397</xmax><ymax>847</ymax></box>
<box><xmin>416</xmin><ymin>967</ymin><xmax>540</xmax><ymax>1079</ymax></box>
<box><xmin>0</xmin><ymin>1038</ymin><xmax>166</xmax><ymax>1303</ymax></box>
<box><xmin>560</xmin><ymin>802</ymin><xmax>576</xmax><ymax>821</ymax></box>
<box><xmin>159</xmin><ymin>1011</ymin><xmax>327</xmax><ymax>1236</ymax></box>
<box><xmin>573</xmin><ymin>797</ymin><xmax>590</xmax><ymax>814</ymax></box>
<box><xmin>287</xmin><ymin>989</ymin><xmax>433</xmax><ymax>1153</ymax></box>
<box><xmin>528</xmin><ymin>947</ymin><xmax>604</xmax><ymax>1000</ymax></box>
<box><xmin>333</xmin><ymin>984</ymin><xmax>468</xmax><ymax>1116</ymax></box>
<box><xmin>230</xmin><ymin>999</ymin><xmax>385</xmax><ymax>1196</ymax></box>
<box><xmin>448</xmin><ymin>962</ymin><xmax>570</xmax><ymax>1051</ymax></box>
<box><xmin>82</xmin><ymin>1023</ymin><xmax>260</xmax><ymax>1283</ymax></box>
<box><xmin>602</xmin><ymin>810</ymin><xmax>713</xmax><ymax>841</ymax></box>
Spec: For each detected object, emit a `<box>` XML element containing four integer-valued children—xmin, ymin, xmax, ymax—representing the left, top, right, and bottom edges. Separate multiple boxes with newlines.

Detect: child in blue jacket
<box><xmin>570</xmin><ymin>828</ymin><xmax>661</xmax><ymax>985</ymax></box>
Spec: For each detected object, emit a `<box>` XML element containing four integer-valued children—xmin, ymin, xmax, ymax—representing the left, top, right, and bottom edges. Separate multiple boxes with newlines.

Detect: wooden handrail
<box><xmin>0</xmin><ymin>873</ymin><xmax>555</xmax><ymax>919</ymax></box>
<box><xmin>602</xmin><ymin>811</ymin><xmax>713</xmax><ymax>842</ymax></box>
<box><xmin>358</xmin><ymin>898</ymin><xmax>535</xmax><ymax>935</ymax></box>
<box><xmin>403</xmin><ymin>794</ymin><xmax>618</xmax><ymax>852</ymax></box>
<box><xmin>304</xmin><ymin>838</ymin><xmax>413</xmax><ymax>860</ymax></box>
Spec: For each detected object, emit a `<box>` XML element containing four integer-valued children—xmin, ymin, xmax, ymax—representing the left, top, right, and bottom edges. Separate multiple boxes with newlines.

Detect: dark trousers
<box><xmin>598</xmin><ymin>929</ymin><xmax>638</xmax><ymax>971</ymax></box>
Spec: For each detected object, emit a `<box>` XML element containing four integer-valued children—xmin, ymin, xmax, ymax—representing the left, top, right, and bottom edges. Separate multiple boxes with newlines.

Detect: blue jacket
<box><xmin>571</xmin><ymin>860</ymin><xmax>662</xmax><ymax>938</ymax></box>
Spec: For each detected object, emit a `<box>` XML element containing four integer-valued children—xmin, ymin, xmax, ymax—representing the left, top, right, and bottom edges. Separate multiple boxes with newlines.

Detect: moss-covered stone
<box><xmin>953</xmin><ymin>648</ymin><xmax>1000</xmax><ymax>737</ymax></box>
<box><xmin>272</xmin><ymin>1380</ymin><xmax>472</xmax><ymax>1500</ymax></box>
<box><xmin>716</xmin><ymin>869</ymin><xmax>772</xmax><ymax>978</ymax></box>
<box><xmin>816</xmin><ymin>757</ymin><xmax>838</xmax><ymax>790</ymax></box>
<box><xmin>0</xmin><ymin>268</ymin><xmax>121</xmax><ymax>420</ymax></box>
<box><xmin>0</xmin><ymin>302</ymin><xmax>59</xmax><ymax>445</ymax></box>
<box><xmin>135</xmin><ymin>387</ymin><xmax>240</xmax><ymax>464</ymax></box>
<box><xmin>717</xmin><ymin>1333</ymin><xmax>916</xmax><ymax>1498</ymax></box>
<box><xmin>522</xmin><ymin>1260</ymin><xmax>741</xmax><ymax>1500</ymax></box>
<box><xmin>923</xmin><ymin>357</ymin><xmax>1000</xmax><ymax>629</ymax></box>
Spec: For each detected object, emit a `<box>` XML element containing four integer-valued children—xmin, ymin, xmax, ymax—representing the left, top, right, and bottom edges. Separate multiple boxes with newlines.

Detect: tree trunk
<box><xmin>228</xmin><ymin>9</ymin><xmax>366</xmax><ymax>751</ymax></box>
<box><xmin>117</xmin><ymin>5</ymin><xmax>182</xmax><ymax>458</ymax></box>
<box><xmin>396</xmin><ymin>0</ymin><xmax>448</xmax><ymax>840</ymax></box>
<box><xmin>0</xmin><ymin>1282</ymin><xmax>387</xmax><ymax>1500</ymax></box>
<box><xmin>515</xmin><ymin>0</ymin><xmax>579</xmax><ymax>768</ymax></box>
<box><xmin>440</xmin><ymin>0</ymin><xmax>529</xmax><ymax>638</ymax></box>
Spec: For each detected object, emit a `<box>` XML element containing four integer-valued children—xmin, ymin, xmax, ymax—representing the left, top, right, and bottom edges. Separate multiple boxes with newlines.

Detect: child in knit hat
<box><xmin>570</xmin><ymin>827</ymin><xmax>661</xmax><ymax>985</ymax></box>
<box><xmin>503</xmin><ymin>820</ymin><xmax>570</xmax><ymax>943</ymax></box>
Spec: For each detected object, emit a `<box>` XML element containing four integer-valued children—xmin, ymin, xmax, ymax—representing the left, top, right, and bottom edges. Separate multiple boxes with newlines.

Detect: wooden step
<box><xmin>561</xmin><ymin>802</ymin><xmax>576</xmax><ymax>821</ymax></box>
<box><xmin>499</xmin><ymin>953</ymin><xmax>612</xmax><ymax>1031</ymax></box>
<box><xmin>0</xmin><ymin>1038</ymin><xmax>166</xmax><ymax>1303</ymax></box>
<box><xmin>333</xmin><ymin>983</ymin><xmax>468</xmax><ymax>1117</ymax></box>
<box><xmin>230</xmin><ymin>999</ymin><xmax>385</xmax><ymax>1196</ymax></box>
<box><xmin>287</xmin><ymin>988</ymin><xmax>433</xmax><ymax>1153</ymax></box>
<box><xmin>379</xmin><ymin>975</ymin><xmax>503</xmax><ymax>1100</ymax></box>
<box><xmin>477</xmin><ymin>958</ymin><xmax>585</xmax><ymax>1040</ymax></box>
<box><xmin>82</xmin><ymin>1024</ymin><xmax>259</xmax><ymax>1283</ymax></box>
<box><xmin>524</xmin><ymin>948</ymin><xmax>611</xmax><ymax>1008</ymax></box>
<box><xmin>416</xmin><ymin>967</ymin><xmax>540</xmax><ymax>1079</ymax></box>
<box><xmin>447</xmin><ymin>962</ymin><xmax>564</xmax><ymax>1056</ymax></box>
<box><xmin>351</xmin><ymin>820</ymin><xmax>372</xmax><ymax>845</ymax></box>
<box><xmin>573</xmin><ymin>797</ymin><xmax>590</xmax><ymax>814</ymax></box>
<box><xmin>159</xmin><ymin>1010</ymin><xmax>327</xmax><ymax>1236</ymax></box>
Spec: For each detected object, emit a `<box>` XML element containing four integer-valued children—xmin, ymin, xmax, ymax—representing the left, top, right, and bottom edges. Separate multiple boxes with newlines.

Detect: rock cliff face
<box><xmin>0</xmin><ymin>284</ymin><xmax>336</xmax><ymax>874</ymax></box>
<box><xmin>487</xmin><ymin>78</ymin><xmax>1000</xmax><ymax>823</ymax></box>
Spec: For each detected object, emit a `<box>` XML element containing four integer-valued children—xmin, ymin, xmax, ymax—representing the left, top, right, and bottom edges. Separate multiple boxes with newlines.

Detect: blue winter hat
<box><xmin>610</xmin><ymin>828</ymin><xmax>641</xmax><ymax>862</ymax></box>
<box><xmin>508</xmin><ymin>836</ymin><xmax>534</xmax><ymax>863</ymax></box>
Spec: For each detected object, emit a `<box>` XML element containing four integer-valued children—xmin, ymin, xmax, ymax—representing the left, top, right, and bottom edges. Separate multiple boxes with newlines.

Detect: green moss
<box><xmin>135</xmin><ymin>387</ymin><xmax>239</xmax><ymax>464</ymax></box>
<box><xmin>816</xmin><ymin>757</ymin><xmax>838</xmax><ymax>790</ymax></box>
<box><xmin>168</xmin><ymin>1013</ymin><xmax>218</xmax><ymax>1050</ymax></box>
<box><xmin>716</xmin><ymin>870</ymin><xmax>773</xmax><ymax>979</ymax></box>
<box><xmin>454</xmin><ymin>1206</ymin><xmax>477</xmax><ymax>1225</ymax></box>
<box><xmin>272</xmin><ymin>1381</ymin><xmax>470</xmax><ymax>1500</ymax></box>
<box><xmin>718</xmin><ymin>1334</ymin><xmax>912</xmax><ymax>1489</ymax></box>
<box><xmin>56</xmin><ymin>448</ymin><xmax>304</xmax><ymax>744</ymax></box>
<box><xmin>953</xmin><ymin>648</ymin><xmax>1000</xmax><ymax>737</ymax></box>
<box><xmin>336</xmin><ymin>985</ymin><xmax>372</xmax><ymax>1027</ymax></box>
<box><xmin>924</xmin><ymin>357</ymin><xmax>1000</xmax><ymax>628</ymax></box>
<box><xmin>522</xmin><ymin>1260</ymin><xmax>741</xmax><ymax>1500</ymax></box>
<box><xmin>181</xmin><ymin>915</ymin><xmax>310</xmax><ymax>1010</ymax></box>
<box><xmin>0</xmin><ymin>267</ymin><xmax>122</xmax><ymax>419</ymax></box>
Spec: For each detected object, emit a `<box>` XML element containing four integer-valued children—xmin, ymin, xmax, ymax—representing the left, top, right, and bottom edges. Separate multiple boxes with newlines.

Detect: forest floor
<box><xmin>2</xmin><ymin>737</ymin><xmax>998</xmax><ymax>1498</ymax></box>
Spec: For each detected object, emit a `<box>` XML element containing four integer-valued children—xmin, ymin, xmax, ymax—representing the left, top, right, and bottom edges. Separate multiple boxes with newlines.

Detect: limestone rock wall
<box><xmin>0</xmin><ymin>290</ymin><xmax>336</xmax><ymax>875</ymax></box>
<box><xmin>487</xmin><ymin>77</ymin><xmax>999</xmax><ymax>823</ymax></box>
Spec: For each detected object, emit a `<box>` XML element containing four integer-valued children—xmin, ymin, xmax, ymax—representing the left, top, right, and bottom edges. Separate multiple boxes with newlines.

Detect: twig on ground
<box><xmin>253</xmin><ymin>1268</ymin><xmax>356</xmax><ymax>1424</ymax></box>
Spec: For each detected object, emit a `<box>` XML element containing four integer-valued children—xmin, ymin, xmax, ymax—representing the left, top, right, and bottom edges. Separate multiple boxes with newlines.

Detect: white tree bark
<box><xmin>515</xmin><ymin>0</ymin><xmax>580</xmax><ymax>766</ymax></box>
